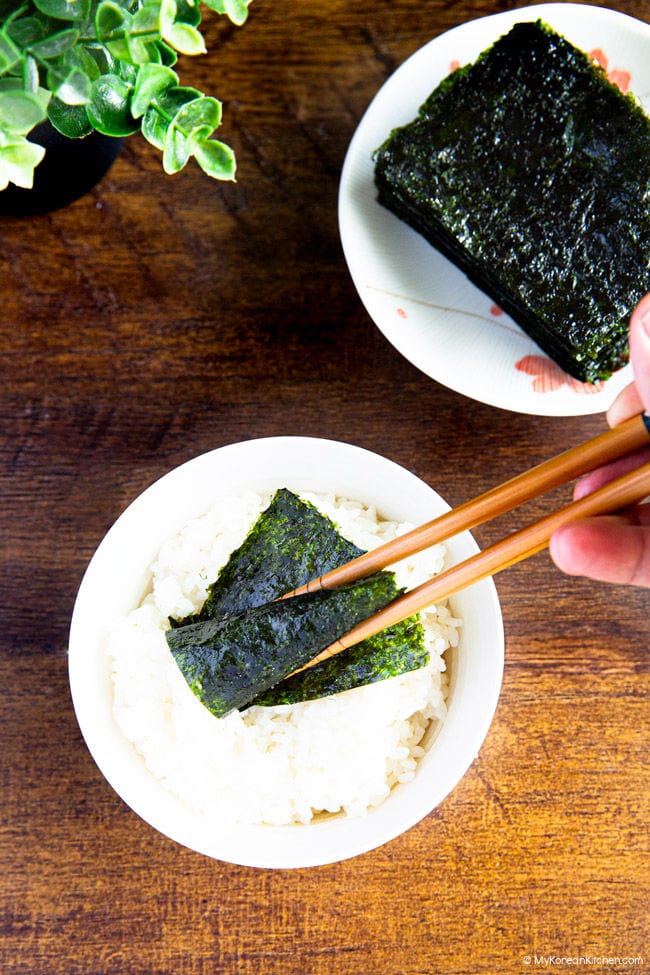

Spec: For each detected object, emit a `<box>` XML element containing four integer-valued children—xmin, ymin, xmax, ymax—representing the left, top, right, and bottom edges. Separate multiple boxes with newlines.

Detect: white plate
<box><xmin>339</xmin><ymin>3</ymin><xmax>650</xmax><ymax>416</ymax></box>
<box><xmin>68</xmin><ymin>437</ymin><xmax>504</xmax><ymax>868</ymax></box>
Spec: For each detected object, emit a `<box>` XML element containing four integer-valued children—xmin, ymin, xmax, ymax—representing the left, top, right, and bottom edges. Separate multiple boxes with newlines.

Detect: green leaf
<box><xmin>123</xmin><ymin>37</ymin><xmax>148</xmax><ymax>64</ymax></box>
<box><xmin>202</xmin><ymin>0</ymin><xmax>250</xmax><ymax>26</ymax></box>
<box><xmin>130</xmin><ymin>36</ymin><xmax>164</xmax><ymax>65</ymax></box>
<box><xmin>159</xmin><ymin>0</ymin><xmax>205</xmax><ymax>55</ymax></box>
<box><xmin>95</xmin><ymin>0</ymin><xmax>129</xmax><ymax>43</ymax></box>
<box><xmin>0</xmin><ymin>30</ymin><xmax>20</xmax><ymax>73</ymax></box>
<box><xmin>116</xmin><ymin>60</ymin><xmax>137</xmax><ymax>85</ymax></box>
<box><xmin>95</xmin><ymin>0</ymin><xmax>155</xmax><ymax>63</ymax></box>
<box><xmin>33</xmin><ymin>0</ymin><xmax>91</xmax><ymax>22</ymax></box>
<box><xmin>6</xmin><ymin>17</ymin><xmax>45</xmax><ymax>49</ymax></box>
<box><xmin>47</xmin><ymin>96</ymin><xmax>92</xmax><ymax>137</ymax></box>
<box><xmin>131</xmin><ymin>62</ymin><xmax>177</xmax><ymax>118</ymax></box>
<box><xmin>162</xmin><ymin>122</ymin><xmax>189</xmax><ymax>172</ymax></box>
<box><xmin>163</xmin><ymin>84</ymin><xmax>202</xmax><ymax>109</ymax></box>
<box><xmin>130</xmin><ymin>2</ymin><xmax>162</xmax><ymax>41</ymax></box>
<box><xmin>138</xmin><ymin>40</ymin><xmax>164</xmax><ymax>65</ymax></box>
<box><xmin>155</xmin><ymin>39</ymin><xmax>178</xmax><ymax>66</ymax></box>
<box><xmin>95</xmin><ymin>2</ymin><xmax>131</xmax><ymax>60</ymax></box>
<box><xmin>0</xmin><ymin>90</ymin><xmax>47</xmax><ymax>134</ymax></box>
<box><xmin>0</xmin><ymin>138</ymin><xmax>45</xmax><ymax>189</ymax></box>
<box><xmin>159</xmin><ymin>0</ymin><xmax>177</xmax><ymax>30</ymax></box>
<box><xmin>33</xmin><ymin>86</ymin><xmax>52</xmax><ymax>112</ymax></box>
<box><xmin>191</xmin><ymin>134</ymin><xmax>235</xmax><ymax>180</ymax></box>
<box><xmin>29</xmin><ymin>28</ymin><xmax>79</xmax><ymax>60</ymax></box>
<box><xmin>85</xmin><ymin>43</ymin><xmax>119</xmax><ymax>78</ymax></box>
<box><xmin>101</xmin><ymin>3</ymin><xmax>161</xmax><ymax>64</ymax></box>
<box><xmin>174</xmin><ymin>0</ymin><xmax>201</xmax><ymax>28</ymax></box>
<box><xmin>141</xmin><ymin>83</ymin><xmax>198</xmax><ymax>148</ymax></box>
<box><xmin>22</xmin><ymin>54</ymin><xmax>40</xmax><ymax>93</ymax></box>
<box><xmin>173</xmin><ymin>95</ymin><xmax>221</xmax><ymax>135</ymax></box>
<box><xmin>46</xmin><ymin>64</ymin><xmax>91</xmax><ymax>105</ymax></box>
<box><xmin>141</xmin><ymin>106</ymin><xmax>166</xmax><ymax>148</ymax></box>
<box><xmin>162</xmin><ymin>20</ymin><xmax>205</xmax><ymax>55</ymax></box>
<box><xmin>87</xmin><ymin>73</ymin><xmax>138</xmax><ymax>136</ymax></box>
<box><xmin>64</xmin><ymin>44</ymin><xmax>101</xmax><ymax>83</ymax></box>
<box><xmin>223</xmin><ymin>0</ymin><xmax>251</xmax><ymax>26</ymax></box>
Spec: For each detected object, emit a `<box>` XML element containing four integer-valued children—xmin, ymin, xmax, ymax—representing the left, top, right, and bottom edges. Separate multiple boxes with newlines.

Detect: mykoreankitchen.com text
<box><xmin>522</xmin><ymin>955</ymin><xmax>644</xmax><ymax>968</ymax></box>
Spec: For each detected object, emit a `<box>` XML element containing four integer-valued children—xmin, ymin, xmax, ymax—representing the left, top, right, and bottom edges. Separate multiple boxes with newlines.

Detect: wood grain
<box><xmin>1</xmin><ymin>2</ymin><xmax>648</xmax><ymax>973</ymax></box>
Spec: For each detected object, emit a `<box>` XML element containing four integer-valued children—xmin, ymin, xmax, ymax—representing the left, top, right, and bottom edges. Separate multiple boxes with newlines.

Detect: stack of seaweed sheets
<box><xmin>373</xmin><ymin>20</ymin><xmax>650</xmax><ymax>383</ymax></box>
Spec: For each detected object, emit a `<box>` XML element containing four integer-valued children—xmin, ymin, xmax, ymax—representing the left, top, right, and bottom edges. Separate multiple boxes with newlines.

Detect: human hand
<box><xmin>549</xmin><ymin>293</ymin><xmax>650</xmax><ymax>586</ymax></box>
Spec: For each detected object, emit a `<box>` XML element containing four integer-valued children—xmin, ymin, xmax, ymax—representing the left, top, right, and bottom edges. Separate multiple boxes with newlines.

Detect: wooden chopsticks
<box><xmin>287</xmin><ymin>412</ymin><xmax>650</xmax><ymax>598</ymax></box>
<box><xmin>286</xmin><ymin>413</ymin><xmax>650</xmax><ymax>675</ymax></box>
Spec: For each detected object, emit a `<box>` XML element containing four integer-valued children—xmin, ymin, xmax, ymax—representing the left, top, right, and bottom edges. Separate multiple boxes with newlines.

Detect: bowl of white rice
<box><xmin>68</xmin><ymin>436</ymin><xmax>504</xmax><ymax>867</ymax></box>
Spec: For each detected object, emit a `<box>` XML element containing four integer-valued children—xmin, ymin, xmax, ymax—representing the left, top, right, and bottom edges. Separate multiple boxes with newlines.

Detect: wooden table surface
<box><xmin>2</xmin><ymin>1</ymin><xmax>648</xmax><ymax>972</ymax></box>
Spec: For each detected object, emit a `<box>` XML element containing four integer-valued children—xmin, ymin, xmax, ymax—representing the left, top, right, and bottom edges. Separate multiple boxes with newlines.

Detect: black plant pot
<box><xmin>0</xmin><ymin>121</ymin><xmax>124</xmax><ymax>217</ymax></box>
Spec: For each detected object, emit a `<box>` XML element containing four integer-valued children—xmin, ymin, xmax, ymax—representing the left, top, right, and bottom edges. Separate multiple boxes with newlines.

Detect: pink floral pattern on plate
<box><xmin>589</xmin><ymin>48</ymin><xmax>631</xmax><ymax>92</ymax></box>
<box><xmin>515</xmin><ymin>356</ymin><xmax>605</xmax><ymax>395</ymax></box>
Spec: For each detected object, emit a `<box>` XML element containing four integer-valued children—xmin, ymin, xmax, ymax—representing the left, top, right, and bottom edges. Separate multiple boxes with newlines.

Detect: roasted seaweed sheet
<box><xmin>166</xmin><ymin>489</ymin><xmax>428</xmax><ymax>715</ymax></box>
<box><xmin>373</xmin><ymin>20</ymin><xmax>650</xmax><ymax>383</ymax></box>
<box><xmin>166</xmin><ymin>573</ymin><xmax>407</xmax><ymax>717</ymax></box>
<box><xmin>251</xmin><ymin>613</ymin><xmax>426</xmax><ymax>707</ymax></box>
<box><xmin>174</xmin><ymin>488</ymin><xmax>364</xmax><ymax>625</ymax></box>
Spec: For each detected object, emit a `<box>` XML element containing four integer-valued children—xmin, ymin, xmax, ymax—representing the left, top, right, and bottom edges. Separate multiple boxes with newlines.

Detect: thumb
<box><xmin>607</xmin><ymin>293</ymin><xmax>650</xmax><ymax>426</ymax></box>
<box><xmin>628</xmin><ymin>292</ymin><xmax>650</xmax><ymax>415</ymax></box>
<box><xmin>550</xmin><ymin>513</ymin><xmax>650</xmax><ymax>587</ymax></box>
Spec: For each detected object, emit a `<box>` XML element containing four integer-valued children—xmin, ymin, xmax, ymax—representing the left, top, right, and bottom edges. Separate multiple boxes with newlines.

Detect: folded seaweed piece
<box><xmin>251</xmin><ymin>614</ymin><xmax>427</xmax><ymax>707</ymax></box>
<box><xmin>373</xmin><ymin>20</ymin><xmax>650</xmax><ymax>383</ymax></box>
<box><xmin>166</xmin><ymin>573</ymin><xmax>407</xmax><ymax>717</ymax></box>
<box><xmin>167</xmin><ymin>489</ymin><xmax>429</xmax><ymax>712</ymax></box>
<box><xmin>173</xmin><ymin>488</ymin><xmax>364</xmax><ymax>625</ymax></box>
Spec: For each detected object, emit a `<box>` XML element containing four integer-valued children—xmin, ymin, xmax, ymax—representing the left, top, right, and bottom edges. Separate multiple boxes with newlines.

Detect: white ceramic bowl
<box><xmin>68</xmin><ymin>437</ymin><xmax>504</xmax><ymax>867</ymax></box>
<box><xmin>339</xmin><ymin>2</ymin><xmax>648</xmax><ymax>416</ymax></box>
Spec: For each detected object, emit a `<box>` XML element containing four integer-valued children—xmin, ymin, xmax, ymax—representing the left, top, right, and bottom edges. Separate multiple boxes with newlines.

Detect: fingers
<box><xmin>607</xmin><ymin>383</ymin><xmax>644</xmax><ymax>428</ymax></box>
<box><xmin>577</xmin><ymin>292</ymin><xmax>650</xmax><ymax>498</ymax></box>
<box><xmin>572</xmin><ymin>446</ymin><xmax>650</xmax><ymax>500</ymax></box>
<box><xmin>607</xmin><ymin>292</ymin><xmax>650</xmax><ymax>426</ymax></box>
<box><xmin>629</xmin><ymin>293</ymin><xmax>650</xmax><ymax>413</ymax></box>
<box><xmin>550</xmin><ymin>513</ymin><xmax>650</xmax><ymax>586</ymax></box>
<box><xmin>550</xmin><ymin>294</ymin><xmax>650</xmax><ymax>589</ymax></box>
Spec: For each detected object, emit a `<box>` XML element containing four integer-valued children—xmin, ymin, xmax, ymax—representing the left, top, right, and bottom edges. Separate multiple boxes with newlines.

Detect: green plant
<box><xmin>0</xmin><ymin>0</ymin><xmax>250</xmax><ymax>191</ymax></box>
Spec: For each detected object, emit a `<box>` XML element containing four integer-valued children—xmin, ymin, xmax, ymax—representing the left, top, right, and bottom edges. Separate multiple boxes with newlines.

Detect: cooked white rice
<box><xmin>106</xmin><ymin>492</ymin><xmax>461</xmax><ymax>825</ymax></box>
